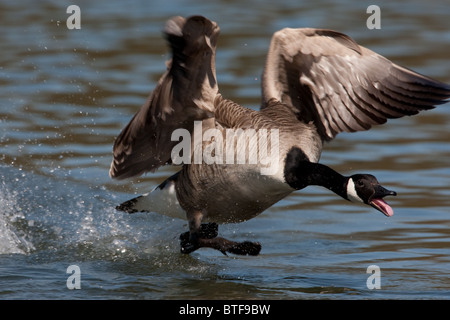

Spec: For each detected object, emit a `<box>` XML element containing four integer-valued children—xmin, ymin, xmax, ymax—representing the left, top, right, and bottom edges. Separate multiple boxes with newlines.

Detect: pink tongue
<box><xmin>372</xmin><ymin>198</ymin><xmax>394</xmax><ymax>217</ymax></box>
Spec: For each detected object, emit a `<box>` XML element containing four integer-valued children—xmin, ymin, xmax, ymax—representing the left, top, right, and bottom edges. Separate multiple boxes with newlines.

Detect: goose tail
<box><xmin>115</xmin><ymin>173</ymin><xmax>186</xmax><ymax>220</ymax></box>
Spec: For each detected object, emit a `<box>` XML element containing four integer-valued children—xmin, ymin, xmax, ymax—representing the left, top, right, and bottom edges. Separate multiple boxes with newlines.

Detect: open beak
<box><xmin>369</xmin><ymin>185</ymin><xmax>397</xmax><ymax>217</ymax></box>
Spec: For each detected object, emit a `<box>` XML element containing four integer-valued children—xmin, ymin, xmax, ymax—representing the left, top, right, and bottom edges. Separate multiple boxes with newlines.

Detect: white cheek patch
<box><xmin>346</xmin><ymin>179</ymin><xmax>364</xmax><ymax>203</ymax></box>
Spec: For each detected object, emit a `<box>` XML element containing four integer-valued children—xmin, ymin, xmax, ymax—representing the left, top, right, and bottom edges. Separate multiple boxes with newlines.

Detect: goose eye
<box><xmin>357</xmin><ymin>180</ymin><xmax>364</xmax><ymax>187</ymax></box>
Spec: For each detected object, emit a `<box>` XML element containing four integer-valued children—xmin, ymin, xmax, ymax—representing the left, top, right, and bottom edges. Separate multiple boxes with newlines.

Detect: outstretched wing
<box><xmin>110</xmin><ymin>16</ymin><xmax>220</xmax><ymax>179</ymax></box>
<box><xmin>262</xmin><ymin>28</ymin><xmax>450</xmax><ymax>141</ymax></box>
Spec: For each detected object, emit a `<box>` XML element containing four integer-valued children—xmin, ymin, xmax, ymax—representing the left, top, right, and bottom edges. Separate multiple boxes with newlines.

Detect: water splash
<box><xmin>0</xmin><ymin>180</ymin><xmax>35</xmax><ymax>254</ymax></box>
<box><xmin>0</xmin><ymin>164</ymin><xmax>186</xmax><ymax>265</ymax></box>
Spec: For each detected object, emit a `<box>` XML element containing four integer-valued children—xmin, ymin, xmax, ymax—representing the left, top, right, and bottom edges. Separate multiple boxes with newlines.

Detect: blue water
<box><xmin>1</xmin><ymin>0</ymin><xmax>449</xmax><ymax>299</ymax></box>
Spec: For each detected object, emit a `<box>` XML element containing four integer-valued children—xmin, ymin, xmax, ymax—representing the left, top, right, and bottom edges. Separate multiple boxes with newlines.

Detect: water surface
<box><xmin>1</xmin><ymin>0</ymin><xmax>449</xmax><ymax>299</ymax></box>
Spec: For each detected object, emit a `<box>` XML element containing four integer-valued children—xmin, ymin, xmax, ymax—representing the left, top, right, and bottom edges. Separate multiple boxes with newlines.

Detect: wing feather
<box><xmin>110</xmin><ymin>16</ymin><xmax>220</xmax><ymax>179</ymax></box>
<box><xmin>262</xmin><ymin>28</ymin><xmax>450</xmax><ymax>140</ymax></box>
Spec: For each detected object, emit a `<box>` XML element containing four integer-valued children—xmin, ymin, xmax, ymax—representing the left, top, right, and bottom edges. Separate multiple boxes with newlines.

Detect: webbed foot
<box><xmin>226</xmin><ymin>241</ymin><xmax>261</xmax><ymax>256</ymax></box>
<box><xmin>179</xmin><ymin>223</ymin><xmax>261</xmax><ymax>256</ymax></box>
<box><xmin>180</xmin><ymin>222</ymin><xmax>219</xmax><ymax>254</ymax></box>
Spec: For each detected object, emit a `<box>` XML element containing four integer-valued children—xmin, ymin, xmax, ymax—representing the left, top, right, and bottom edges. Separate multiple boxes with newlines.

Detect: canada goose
<box><xmin>110</xmin><ymin>16</ymin><xmax>450</xmax><ymax>256</ymax></box>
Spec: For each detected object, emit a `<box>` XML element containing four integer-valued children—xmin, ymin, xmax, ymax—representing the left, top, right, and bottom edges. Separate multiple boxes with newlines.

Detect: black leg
<box><xmin>180</xmin><ymin>209</ymin><xmax>203</xmax><ymax>254</ymax></box>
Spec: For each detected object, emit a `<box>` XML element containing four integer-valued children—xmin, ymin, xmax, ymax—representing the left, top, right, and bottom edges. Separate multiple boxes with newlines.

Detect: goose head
<box><xmin>283</xmin><ymin>147</ymin><xmax>397</xmax><ymax>216</ymax></box>
<box><xmin>346</xmin><ymin>174</ymin><xmax>397</xmax><ymax>217</ymax></box>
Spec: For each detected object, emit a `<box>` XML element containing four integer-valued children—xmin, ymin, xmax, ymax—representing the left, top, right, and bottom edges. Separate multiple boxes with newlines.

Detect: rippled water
<box><xmin>1</xmin><ymin>0</ymin><xmax>449</xmax><ymax>300</ymax></box>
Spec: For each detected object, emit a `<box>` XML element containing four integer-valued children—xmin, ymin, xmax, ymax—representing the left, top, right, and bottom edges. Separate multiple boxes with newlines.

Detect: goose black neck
<box><xmin>284</xmin><ymin>147</ymin><xmax>348</xmax><ymax>199</ymax></box>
